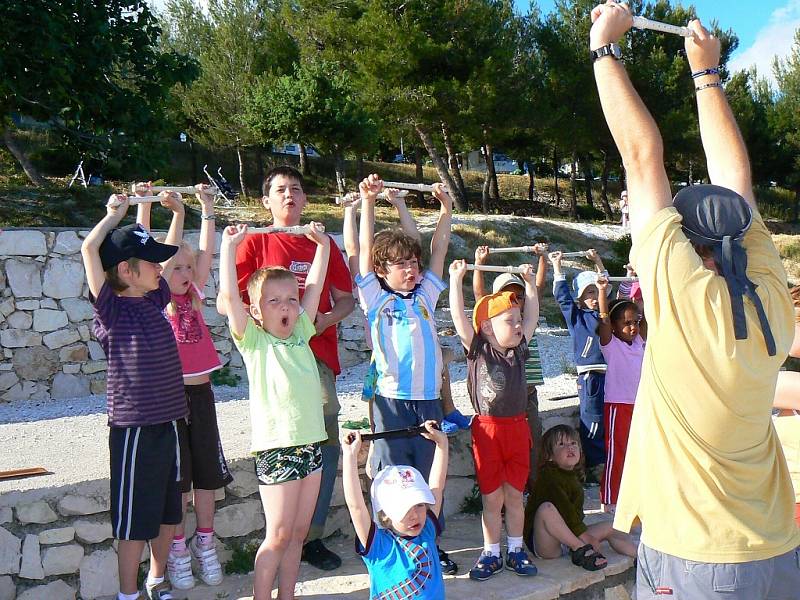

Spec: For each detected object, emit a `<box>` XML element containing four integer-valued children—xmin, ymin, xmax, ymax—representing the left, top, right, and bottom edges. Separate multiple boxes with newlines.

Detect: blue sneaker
<box><xmin>468</xmin><ymin>551</ymin><xmax>504</xmax><ymax>581</ymax></box>
<box><xmin>506</xmin><ymin>548</ymin><xmax>538</xmax><ymax>576</ymax></box>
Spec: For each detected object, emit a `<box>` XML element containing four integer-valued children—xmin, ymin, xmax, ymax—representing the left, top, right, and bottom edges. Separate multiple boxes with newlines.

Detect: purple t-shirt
<box><xmin>600</xmin><ymin>334</ymin><xmax>645</xmax><ymax>405</ymax></box>
<box><xmin>92</xmin><ymin>279</ymin><xmax>187</xmax><ymax>426</ymax></box>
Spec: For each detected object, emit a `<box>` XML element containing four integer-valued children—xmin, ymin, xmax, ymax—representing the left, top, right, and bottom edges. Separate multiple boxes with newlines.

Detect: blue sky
<box><xmin>515</xmin><ymin>0</ymin><xmax>800</xmax><ymax>85</ymax></box>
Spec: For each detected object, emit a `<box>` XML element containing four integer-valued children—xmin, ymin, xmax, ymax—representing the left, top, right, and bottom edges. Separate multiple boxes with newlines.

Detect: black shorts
<box><xmin>109</xmin><ymin>422</ymin><xmax>183</xmax><ymax>541</ymax></box>
<box><xmin>178</xmin><ymin>382</ymin><xmax>234</xmax><ymax>493</ymax></box>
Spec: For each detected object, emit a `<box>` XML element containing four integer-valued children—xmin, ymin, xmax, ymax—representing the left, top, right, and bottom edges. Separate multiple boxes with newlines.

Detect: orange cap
<box><xmin>472</xmin><ymin>290</ymin><xmax>519</xmax><ymax>333</ymax></box>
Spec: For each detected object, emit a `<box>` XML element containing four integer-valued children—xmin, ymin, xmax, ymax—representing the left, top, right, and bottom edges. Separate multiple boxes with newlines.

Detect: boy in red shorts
<box><xmin>448</xmin><ymin>259</ymin><xmax>540</xmax><ymax>581</ymax></box>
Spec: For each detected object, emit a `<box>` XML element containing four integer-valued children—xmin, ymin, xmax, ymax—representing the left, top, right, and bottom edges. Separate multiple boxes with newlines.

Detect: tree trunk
<box><xmin>441</xmin><ymin>121</ymin><xmax>468</xmax><ymax>210</ymax></box>
<box><xmin>414</xmin><ymin>123</ymin><xmax>465</xmax><ymax>212</ymax></box>
<box><xmin>334</xmin><ymin>152</ymin><xmax>346</xmax><ymax>195</ymax></box>
<box><xmin>481</xmin><ymin>168</ymin><xmax>491</xmax><ymax>214</ymax></box>
<box><xmin>484</xmin><ymin>133</ymin><xmax>500</xmax><ymax>202</ymax></box>
<box><xmin>3</xmin><ymin>127</ymin><xmax>47</xmax><ymax>187</ymax></box>
<box><xmin>526</xmin><ymin>160</ymin><xmax>536</xmax><ymax>202</ymax></box>
<box><xmin>414</xmin><ymin>148</ymin><xmax>425</xmax><ymax>207</ymax></box>
<box><xmin>569</xmin><ymin>154</ymin><xmax>578</xmax><ymax>220</ymax></box>
<box><xmin>599</xmin><ymin>152</ymin><xmax>613</xmax><ymax>220</ymax></box>
<box><xmin>299</xmin><ymin>143</ymin><xmax>310</xmax><ymax>176</ymax></box>
<box><xmin>236</xmin><ymin>144</ymin><xmax>246</xmax><ymax>199</ymax></box>
<box><xmin>580</xmin><ymin>155</ymin><xmax>593</xmax><ymax>207</ymax></box>
<box><xmin>552</xmin><ymin>146</ymin><xmax>561</xmax><ymax>206</ymax></box>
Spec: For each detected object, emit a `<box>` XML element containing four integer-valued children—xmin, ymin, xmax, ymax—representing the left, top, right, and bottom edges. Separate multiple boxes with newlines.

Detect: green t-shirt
<box><xmin>232</xmin><ymin>312</ymin><xmax>326</xmax><ymax>453</ymax></box>
<box><xmin>524</xmin><ymin>462</ymin><xmax>586</xmax><ymax>542</ymax></box>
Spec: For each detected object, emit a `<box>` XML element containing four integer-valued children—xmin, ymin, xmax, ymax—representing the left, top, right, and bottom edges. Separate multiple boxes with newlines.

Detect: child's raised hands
<box><xmin>449</xmin><ymin>259</ymin><xmax>468</xmax><ymax>281</ymax></box>
<box><xmin>195</xmin><ymin>184</ymin><xmax>216</xmax><ymax>208</ymax></box>
<box><xmin>548</xmin><ymin>250</ymin><xmax>563</xmax><ymax>265</ymax></box>
<box><xmin>384</xmin><ymin>188</ymin><xmax>403</xmax><ymax>206</ymax></box>
<box><xmin>420</xmin><ymin>420</ymin><xmax>448</xmax><ymax>446</ymax></box>
<box><xmin>596</xmin><ymin>274</ymin><xmax>609</xmax><ymax>293</ymax></box>
<box><xmin>106</xmin><ymin>193</ymin><xmax>129</xmax><ymax>217</ymax></box>
<box><xmin>305</xmin><ymin>221</ymin><xmax>329</xmax><ymax>247</ymax></box>
<box><xmin>624</xmin><ymin>262</ymin><xmax>637</xmax><ymax>277</ymax></box>
<box><xmin>132</xmin><ymin>182</ymin><xmax>151</xmax><ymax>196</ymax></box>
<box><xmin>432</xmin><ymin>183</ymin><xmax>452</xmax><ymax>211</ymax></box>
<box><xmin>359</xmin><ymin>174</ymin><xmax>383</xmax><ymax>200</ymax></box>
<box><xmin>475</xmin><ymin>245</ymin><xmax>489</xmax><ymax>264</ymax></box>
<box><xmin>343</xmin><ymin>430</ymin><xmax>363</xmax><ymax>456</ymax></box>
<box><xmin>519</xmin><ymin>263</ymin><xmax>535</xmax><ymax>284</ymax></box>
<box><xmin>222</xmin><ymin>224</ymin><xmax>248</xmax><ymax>247</ymax></box>
<box><xmin>532</xmin><ymin>242</ymin><xmax>549</xmax><ymax>256</ymax></box>
<box><xmin>158</xmin><ymin>190</ymin><xmax>184</xmax><ymax>214</ymax></box>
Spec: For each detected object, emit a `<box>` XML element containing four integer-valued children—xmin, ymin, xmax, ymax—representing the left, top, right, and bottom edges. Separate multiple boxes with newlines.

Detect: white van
<box><xmin>273</xmin><ymin>143</ymin><xmax>321</xmax><ymax>158</ymax></box>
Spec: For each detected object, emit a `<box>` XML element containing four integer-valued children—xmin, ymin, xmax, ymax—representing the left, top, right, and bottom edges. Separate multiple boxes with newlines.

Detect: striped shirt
<box><xmin>356</xmin><ymin>271</ymin><xmax>446</xmax><ymax>400</ymax></box>
<box><xmin>92</xmin><ymin>279</ymin><xmax>188</xmax><ymax>427</ymax></box>
<box><xmin>525</xmin><ymin>336</ymin><xmax>544</xmax><ymax>386</ymax></box>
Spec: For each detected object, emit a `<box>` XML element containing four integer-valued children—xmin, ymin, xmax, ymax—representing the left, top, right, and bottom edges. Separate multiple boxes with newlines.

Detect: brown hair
<box><xmin>262</xmin><ymin>165</ymin><xmax>304</xmax><ymax>196</ymax></box>
<box><xmin>246</xmin><ymin>266</ymin><xmax>297</xmax><ymax>306</ymax></box>
<box><xmin>372</xmin><ymin>229</ymin><xmax>422</xmax><ymax>274</ymax></box>
<box><xmin>538</xmin><ymin>424</ymin><xmax>584</xmax><ymax>473</ymax></box>
<box><xmin>104</xmin><ymin>258</ymin><xmax>141</xmax><ymax>293</ymax></box>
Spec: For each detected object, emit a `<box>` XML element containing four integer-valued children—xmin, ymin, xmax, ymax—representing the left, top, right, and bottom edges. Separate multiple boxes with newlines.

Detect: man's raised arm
<box><xmin>685</xmin><ymin>20</ymin><xmax>756</xmax><ymax>209</ymax></box>
<box><xmin>590</xmin><ymin>1</ymin><xmax>672</xmax><ymax>243</ymax></box>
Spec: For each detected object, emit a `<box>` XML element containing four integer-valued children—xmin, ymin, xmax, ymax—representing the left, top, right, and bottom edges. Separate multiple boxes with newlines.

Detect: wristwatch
<box><xmin>590</xmin><ymin>43</ymin><xmax>622</xmax><ymax>63</ymax></box>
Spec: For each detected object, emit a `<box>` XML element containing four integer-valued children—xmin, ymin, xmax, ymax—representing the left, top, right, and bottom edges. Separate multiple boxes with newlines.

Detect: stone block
<box><xmin>73</xmin><ymin>520</ymin><xmax>112</xmax><ymax>544</ymax></box>
<box><xmin>42</xmin><ymin>330</ymin><xmax>80</xmax><ymax>350</ymax></box>
<box><xmin>0</xmin><ymin>576</ymin><xmax>14</xmax><ymax>600</ymax></box>
<box><xmin>213</xmin><ymin>501</ymin><xmax>265</xmax><ymax>538</ymax></box>
<box><xmin>0</xmin><ymin>231</ymin><xmax>46</xmax><ymax>256</ymax></box>
<box><xmin>19</xmin><ymin>535</ymin><xmax>43</xmax><ymax>580</ymax></box>
<box><xmin>213</xmin><ymin>339</ymin><xmax>232</xmax><ymax>354</ymax></box>
<box><xmin>38</xmin><ymin>527</ymin><xmax>75</xmax><ymax>545</ymax></box>
<box><xmin>42</xmin><ymin>259</ymin><xmax>84</xmax><ymax>299</ymax></box>
<box><xmin>0</xmin><ymin>527</ymin><xmax>20</xmax><ymax>574</ymax></box>
<box><xmin>0</xmin><ymin>510</ymin><xmax>10</xmax><ymax>525</ymax></box>
<box><xmin>3</xmin><ymin>382</ymin><xmax>37</xmax><ymax>402</ymax></box>
<box><xmin>50</xmin><ymin>373</ymin><xmax>90</xmax><ymax>400</ymax></box>
<box><xmin>202</xmin><ymin>305</ymin><xmax>225</xmax><ymax>327</ymax></box>
<box><xmin>14</xmin><ymin>300</ymin><xmax>37</xmax><ymax>311</ymax></box>
<box><xmin>0</xmin><ymin>330</ymin><xmax>42</xmax><ymax>349</ymax></box>
<box><xmin>13</xmin><ymin>347</ymin><xmax>58</xmax><ymax>380</ymax></box>
<box><xmin>5</xmin><ymin>261</ymin><xmax>42</xmax><ymax>298</ymax></box>
<box><xmin>605</xmin><ymin>585</ymin><xmax>632</xmax><ymax>600</ymax></box>
<box><xmin>79</xmin><ymin>548</ymin><xmax>119</xmax><ymax>599</ymax></box>
<box><xmin>62</xmin><ymin>364</ymin><xmax>79</xmax><ymax>374</ymax></box>
<box><xmin>226</xmin><ymin>469</ymin><xmax>259</xmax><ymax>498</ymax></box>
<box><xmin>0</xmin><ymin>299</ymin><xmax>14</xmax><ymax>317</ymax></box>
<box><xmin>442</xmin><ymin>477</ymin><xmax>476</xmax><ymax>519</ymax></box>
<box><xmin>0</xmin><ymin>365</ymin><xmax>9</xmax><ymax>372</ymax></box>
<box><xmin>81</xmin><ymin>361</ymin><xmax>107</xmax><ymax>374</ymax></box>
<box><xmin>89</xmin><ymin>379</ymin><xmax>106</xmax><ymax>395</ymax></box>
<box><xmin>18</xmin><ymin>579</ymin><xmax>75</xmax><ymax>600</ymax></box>
<box><xmin>61</xmin><ymin>298</ymin><xmax>93</xmax><ymax>323</ymax></box>
<box><xmin>54</xmin><ymin>231</ymin><xmax>82</xmax><ymax>255</ymax></box>
<box><xmin>32</xmin><ymin>309</ymin><xmax>68</xmax><ymax>332</ymax></box>
<box><xmin>42</xmin><ymin>544</ymin><xmax>84</xmax><ymax>576</ymax></box>
<box><xmin>446</xmin><ymin>433</ymin><xmax>475</xmax><ymax>478</ymax></box>
<box><xmin>229</xmin><ymin>351</ymin><xmax>243</xmax><ymax>368</ymax></box>
<box><xmin>57</xmin><ymin>495</ymin><xmax>108</xmax><ymax>516</ymax></box>
<box><xmin>215</xmin><ymin>487</ymin><xmax>225</xmax><ymax>502</ymax></box>
<box><xmin>87</xmin><ymin>340</ymin><xmax>105</xmax><ymax>360</ymax></box>
<box><xmin>6</xmin><ymin>312</ymin><xmax>32</xmax><ymax>330</ymax></box>
<box><xmin>15</xmin><ymin>502</ymin><xmax>57</xmax><ymax>525</ymax></box>
<box><xmin>39</xmin><ymin>298</ymin><xmax>57</xmax><ymax>309</ymax></box>
<box><xmin>77</xmin><ymin>324</ymin><xmax>90</xmax><ymax>341</ymax></box>
<box><xmin>58</xmin><ymin>344</ymin><xmax>88</xmax><ymax>363</ymax></box>
<box><xmin>0</xmin><ymin>373</ymin><xmax>18</xmax><ymax>392</ymax></box>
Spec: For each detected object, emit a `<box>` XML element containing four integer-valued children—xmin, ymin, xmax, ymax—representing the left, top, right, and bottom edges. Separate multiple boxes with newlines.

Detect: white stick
<box><xmin>246</xmin><ymin>225</ymin><xmax>324</xmax><ymax>235</ymax></box>
<box><xmin>632</xmin><ymin>16</ymin><xmax>693</xmax><ymax>37</ymax></box>
<box><xmin>560</xmin><ymin>251</ymin><xmax>589</xmax><ymax>258</ymax></box>
<box><xmin>466</xmin><ymin>264</ymin><xmax>527</xmax><ymax>274</ymax></box>
<box><xmin>130</xmin><ymin>184</ymin><xmax>218</xmax><ymax>195</ymax></box>
<box><xmin>487</xmin><ymin>246</ymin><xmax>537</xmax><ymax>254</ymax></box>
<box><xmin>606</xmin><ymin>276</ymin><xmax>639</xmax><ymax>283</ymax></box>
<box><xmin>335</xmin><ymin>190</ymin><xmax>410</xmax><ymax>205</ymax></box>
<box><xmin>127</xmin><ymin>196</ymin><xmax>162</xmax><ymax>204</ymax></box>
<box><xmin>382</xmin><ymin>181</ymin><xmax>437</xmax><ymax>193</ymax></box>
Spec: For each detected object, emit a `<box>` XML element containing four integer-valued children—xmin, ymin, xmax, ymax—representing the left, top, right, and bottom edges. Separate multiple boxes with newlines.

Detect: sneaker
<box><xmin>166</xmin><ymin>547</ymin><xmax>194</xmax><ymax>590</ymax></box>
<box><xmin>190</xmin><ymin>535</ymin><xmax>223</xmax><ymax>586</ymax></box>
<box><xmin>505</xmin><ymin>548</ymin><xmax>538</xmax><ymax>576</ymax></box>
<box><xmin>438</xmin><ymin>546</ymin><xmax>458</xmax><ymax>575</ymax></box>
<box><xmin>468</xmin><ymin>551</ymin><xmax>503</xmax><ymax>581</ymax></box>
<box><xmin>144</xmin><ymin>580</ymin><xmax>174</xmax><ymax>600</ymax></box>
<box><xmin>301</xmin><ymin>539</ymin><xmax>342</xmax><ymax>571</ymax></box>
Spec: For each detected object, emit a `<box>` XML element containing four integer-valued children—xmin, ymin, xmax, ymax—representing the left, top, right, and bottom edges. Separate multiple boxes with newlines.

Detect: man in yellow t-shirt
<box><xmin>589</xmin><ymin>3</ymin><xmax>800</xmax><ymax>598</ymax></box>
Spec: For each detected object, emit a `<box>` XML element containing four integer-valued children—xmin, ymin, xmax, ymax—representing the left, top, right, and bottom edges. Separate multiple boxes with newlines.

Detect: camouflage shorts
<box><xmin>254</xmin><ymin>442</ymin><xmax>322</xmax><ymax>485</ymax></box>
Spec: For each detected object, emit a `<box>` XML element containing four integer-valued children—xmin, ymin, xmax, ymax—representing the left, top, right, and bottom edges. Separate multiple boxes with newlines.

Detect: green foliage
<box><xmin>224</xmin><ymin>539</ymin><xmax>260</xmax><ymax>575</ymax></box>
<box><xmin>611</xmin><ymin>234</ymin><xmax>633</xmax><ymax>264</ymax></box>
<box><xmin>211</xmin><ymin>367</ymin><xmax>242</xmax><ymax>387</ymax></box>
<box><xmin>575</xmin><ymin>204</ymin><xmax>605</xmax><ymax>221</ymax></box>
<box><xmin>459</xmin><ymin>483</ymin><xmax>483</xmax><ymax>515</ymax></box>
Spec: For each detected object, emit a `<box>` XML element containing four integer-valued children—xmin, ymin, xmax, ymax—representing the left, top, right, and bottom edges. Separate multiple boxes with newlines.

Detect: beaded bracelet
<box><xmin>695</xmin><ymin>82</ymin><xmax>723</xmax><ymax>92</ymax></box>
<box><xmin>201</xmin><ymin>213</ymin><xmax>216</xmax><ymax>220</ymax></box>
<box><xmin>692</xmin><ymin>67</ymin><xmax>720</xmax><ymax>79</ymax></box>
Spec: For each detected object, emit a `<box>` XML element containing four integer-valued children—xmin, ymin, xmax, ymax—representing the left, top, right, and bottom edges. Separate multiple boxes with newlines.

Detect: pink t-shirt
<box><xmin>600</xmin><ymin>334</ymin><xmax>645</xmax><ymax>404</ymax></box>
<box><xmin>167</xmin><ymin>285</ymin><xmax>222</xmax><ymax>378</ymax></box>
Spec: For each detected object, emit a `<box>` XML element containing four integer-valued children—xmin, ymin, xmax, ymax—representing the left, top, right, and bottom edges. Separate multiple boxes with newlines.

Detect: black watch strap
<box><xmin>590</xmin><ymin>43</ymin><xmax>622</xmax><ymax>63</ymax></box>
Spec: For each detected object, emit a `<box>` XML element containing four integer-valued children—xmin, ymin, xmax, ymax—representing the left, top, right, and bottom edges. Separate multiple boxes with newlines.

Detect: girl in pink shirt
<box><xmin>137</xmin><ymin>184</ymin><xmax>232</xmax><ymax>591</ymax></box>
<box><xmin>596</xmin><ymin>276</ymin><xmax>647</xmax><ymax>512</ymax></box>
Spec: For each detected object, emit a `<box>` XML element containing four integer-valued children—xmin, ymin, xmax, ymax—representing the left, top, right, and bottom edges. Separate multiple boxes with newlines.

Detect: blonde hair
<box><xmin>163</xmin><ymin>241</ymin><xmax>202</xmax><ymax>316</ymax></box>
<box><xmin>247</xmin><ymin>266</ymin><xmax>298</xmax><ymax>306</ymax></box>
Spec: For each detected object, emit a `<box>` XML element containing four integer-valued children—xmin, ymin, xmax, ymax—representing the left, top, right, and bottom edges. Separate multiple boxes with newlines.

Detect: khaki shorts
<box><xmin>637</xmin><ymin>543</ymin><xmax>800</xmax><ymax>600</ymax></box>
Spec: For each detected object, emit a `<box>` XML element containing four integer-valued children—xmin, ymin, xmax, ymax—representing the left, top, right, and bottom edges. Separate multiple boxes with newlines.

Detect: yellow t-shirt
<box><xmin>232</xmin><ymin>312</ymin><xmax>326</xmax><ymax>453</ymax></box>
<box><xmin>774</xmin><ymin>414</ymin><xmax>800</xmax><ymax>504</ymax></box>
<box><xmin>615</xmin><ymin>207</ymin><xmax>800</xmax><ymax>562</ymax></box>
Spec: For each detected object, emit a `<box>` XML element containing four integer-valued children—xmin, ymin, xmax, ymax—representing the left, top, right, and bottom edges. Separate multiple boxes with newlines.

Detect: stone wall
<box><xmin>0</xmin><ymin>228</ymin><xmax>372</xmax><ymax>402</ymax></box>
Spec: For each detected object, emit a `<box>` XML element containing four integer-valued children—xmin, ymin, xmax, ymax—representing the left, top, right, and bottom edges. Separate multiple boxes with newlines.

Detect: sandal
<box><xmin>569</xmin><ymin>544</ymin><xmax>606</xmax><ymax>571</ymax></box>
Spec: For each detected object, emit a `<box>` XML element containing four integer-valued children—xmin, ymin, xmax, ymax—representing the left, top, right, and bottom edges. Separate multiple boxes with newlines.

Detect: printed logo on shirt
<box><xmin>418</xmin><ymin>305</ymin><xmax>430</xmax><ymax>320</ymax></box>
<box><xmin>289</xmin><ymin>261</ymin><xmax>311</xmax><ymax>275</ymax></box>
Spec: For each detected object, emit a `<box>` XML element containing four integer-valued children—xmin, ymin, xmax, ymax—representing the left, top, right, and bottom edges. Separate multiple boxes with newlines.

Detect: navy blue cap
<box><xmin>673</xmin><ymin>184</ymin><xmax>776</xmax><ymax>356</ymax></box>
<box><xmin>99</xmin><ymin>223</ymin><xmax>178</xmax><ymax>271</ymax></box>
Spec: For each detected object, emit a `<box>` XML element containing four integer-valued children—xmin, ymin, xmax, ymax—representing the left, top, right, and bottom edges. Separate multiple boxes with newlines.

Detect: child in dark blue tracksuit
<box><xmin>549</xmin><ymin>250</ymin><xmax>608</xmax><ymax>472</ymax></box>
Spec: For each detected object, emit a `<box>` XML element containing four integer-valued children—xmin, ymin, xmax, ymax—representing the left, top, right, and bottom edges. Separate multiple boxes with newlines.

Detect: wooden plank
<box><xmin>0</xmin><ymin>467</ymin><xmax>49</xmax><ymax>480</ymax></box>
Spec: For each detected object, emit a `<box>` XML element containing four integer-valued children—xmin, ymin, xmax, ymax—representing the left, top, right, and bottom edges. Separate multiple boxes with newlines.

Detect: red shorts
<box><xmin>795</xmin><ymin>503</ymin><xmax>800</xmax><ymax>529</ymax></box>
<box><xmin>602</xmin><ymin>402</ymin><xmax>634</xmax><ymax>505</ymax></box>
<box><xmin>471</xmin><ymin>414</ymin><xmax>531</xmax><ymax>495</ymax></box>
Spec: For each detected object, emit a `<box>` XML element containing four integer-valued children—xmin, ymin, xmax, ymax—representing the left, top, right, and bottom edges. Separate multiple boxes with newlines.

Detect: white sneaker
<box><xmin>190</xmin><ymin>535</ymin><xmax>223</xmax><ymax>586</ymax></box>
<box><xmin>167</xmin><ymin>547</ymin><xmax>195</xmax><ymax>590</ymax></box>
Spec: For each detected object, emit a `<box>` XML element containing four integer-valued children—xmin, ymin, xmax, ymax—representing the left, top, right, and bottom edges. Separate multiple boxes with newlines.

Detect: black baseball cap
<box><xmin>99</xmin><ymin>223</ymin><xmax>179</xmax><ymax>271</ymax></box>
<box><xmin>673</xmin><ymin>184</ymin><xmax>776</xmax><ymax>356</ymax></box>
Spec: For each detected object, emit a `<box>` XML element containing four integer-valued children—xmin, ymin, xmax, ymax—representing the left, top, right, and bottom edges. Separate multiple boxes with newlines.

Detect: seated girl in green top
<box><xmin>523</xmin><ymin>425</ymin><xmax>636</xmax><ymax>571</ymax></box>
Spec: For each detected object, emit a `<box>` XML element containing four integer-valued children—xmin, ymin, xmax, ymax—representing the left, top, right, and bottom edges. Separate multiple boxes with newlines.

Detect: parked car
<box><xmin>464</xmin><ymin>150</ymin><xmax>517</xmax><ymax>174</ymax></box>
<box><xmin>273</xmin><ymin>143</ymin><xmax>321</xmax><ymax>157</ymax></box>
<box><xmin>391</xmin><ymin>153</ymin><xmax>411</xmax><ymax>163</ymax></box>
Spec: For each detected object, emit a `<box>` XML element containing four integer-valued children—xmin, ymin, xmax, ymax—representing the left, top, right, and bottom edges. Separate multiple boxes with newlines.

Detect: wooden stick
<box><xmin>632</xmin><ymin>16</ymin><xmax>693</xmax><ymax>37</ymax></box>
<box><xmin>487</xmin><ymin>246</ymin><xmax>537</xmax><ymax>254</ymax></box>
<box><xmin>130</xmin><ymin>184</ymin><xmax>218</xmax><ymax>195</ymax></box>
<box><xmin>466</xmin><ymin>264</ymin><xmax>527</xmax><ymax>274</ymax></box>
<box><xmin>606</xmin><ymin>276</ymin><xmax>639</xmax><ymax>283</ymax></box>
<box><xmin>335</xmin><ymin>190</ymin><xmax>410</xmax><ymax>205</ymax></box>
<box><xmin>0</xmin><ymin>467</ymin><xmax>49</xmax><ymax>480</ymax></box>
<box><xmin>382</xmin><ymin>181</ymin><xmax>437</xmax><ymax>193</ymax></box>
<box><xmin>560</xmin><ymin>251</ymin><xmax>588</xmax><ymax>258</ymax></box>
<box><xmin>127</xmin><ymin>196</ymin><xmax>162</xmax><ymax>204</ymax></box>
<box><xmin>246</xmin><ymin>225</ymin><xmax>324</xmax><ymax>235</ymax></box>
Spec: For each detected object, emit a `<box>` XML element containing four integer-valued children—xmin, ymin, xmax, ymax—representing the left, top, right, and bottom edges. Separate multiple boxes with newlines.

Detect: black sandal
<box><xmin>570</xmin><ymin>544</ymin><xmax>606</xmax><ymax>571</ymax></box>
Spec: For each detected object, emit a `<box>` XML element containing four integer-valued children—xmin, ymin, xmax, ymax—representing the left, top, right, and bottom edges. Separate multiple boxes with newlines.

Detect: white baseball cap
<box><xmin>370</xmin><ymin>465</ymin><xmax>435</xmax><ymax>525</ymax></box>
<box><xmin>492</xmin><ymin>273</ymin><xmax>524</xmax><ymax>294</ymax></box>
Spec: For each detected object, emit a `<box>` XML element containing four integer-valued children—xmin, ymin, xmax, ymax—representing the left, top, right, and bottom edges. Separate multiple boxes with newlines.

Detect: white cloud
<box><xmin>728</xmin><ymin>1</ymin><xmax>800</xmax><ymax>86</ymax></box>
